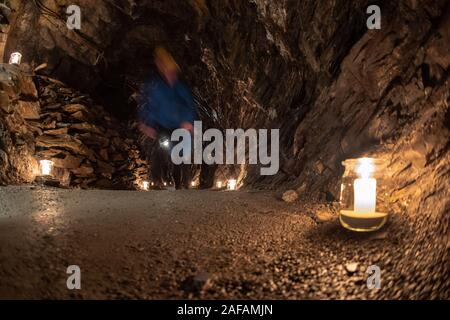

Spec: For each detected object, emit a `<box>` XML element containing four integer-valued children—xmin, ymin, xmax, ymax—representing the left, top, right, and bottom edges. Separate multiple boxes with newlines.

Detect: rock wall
<box><xmin>290</xmin><ymin>2</ymin><xmax>449</xmax><ymax>299</ymax></box>
<box><xmin>209</xmin><ymin>0</ymin><xmax>450</xmax><ymax>299</ymax></box>
<box><xmin>32</xmin><ymin>75</ymin><xmax>147</xmax><ymax>189</ymax></box>
<box><xmin>0</xmin><ymin>69</ymin><xmax>38</xmax><ymax>184</ymax></box>
<box><xmin>0</xmin><ymin>69</ymin><xmax>147</xmax><ymax>189</ymax></box>
<box><xmin>0</xmin><ymin>0</ymin><xmax>11</xmax><ymax>60</ymax></box>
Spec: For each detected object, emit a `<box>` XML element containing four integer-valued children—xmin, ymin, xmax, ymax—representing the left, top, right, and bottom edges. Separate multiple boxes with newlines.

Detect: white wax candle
<box><xmin>354</xmin><ymin>178</ymin><xmax>377</xmax><ymax>213</ymax></box>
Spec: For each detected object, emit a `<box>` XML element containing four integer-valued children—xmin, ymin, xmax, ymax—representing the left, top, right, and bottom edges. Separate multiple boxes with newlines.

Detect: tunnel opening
<box><xmin>0</xmin><ymin>0</ymin><xmax>449</xmax><ymax>300</ymax></box>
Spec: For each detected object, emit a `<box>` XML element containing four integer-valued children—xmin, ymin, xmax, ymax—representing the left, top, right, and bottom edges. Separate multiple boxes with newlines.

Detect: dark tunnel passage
<box><xmin>0</xmin><ymin>0</ymin><xmax>449</xmax><ymax>300</ymax></box>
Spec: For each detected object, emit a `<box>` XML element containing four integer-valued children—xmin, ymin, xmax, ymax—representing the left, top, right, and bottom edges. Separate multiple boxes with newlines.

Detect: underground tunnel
<box><xmin>0</xmin><ymin>0</ymin><xmax>449</xmax><ymax>301</ymax></box>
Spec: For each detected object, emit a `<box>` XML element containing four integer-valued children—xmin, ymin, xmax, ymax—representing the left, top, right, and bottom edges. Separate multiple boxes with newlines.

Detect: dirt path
<box><xmin>0</xmin><ymin>186</ymin><xmax>420</xmax><ymax>299</ymax></box>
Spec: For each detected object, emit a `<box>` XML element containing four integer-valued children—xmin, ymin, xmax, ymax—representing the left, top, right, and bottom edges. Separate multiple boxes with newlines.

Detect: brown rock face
<box><xmin>50</xmin><ymin>153</ymin><xmax>83</xmax><ymax>169</ymax></box>
<box><xmin>0</xmin><ymin>77</ymin><xmax>38</xmax><ymax>183</ymax></box>
<box><xmin>15</xmin><ymin>100</ymin><xmax>40</xmax><ymax>119</ymax></box>
<box><xmin>36</xmin><ymin>134</ymin><xmax>91</xmax><ymax>156</ymax></box>
<box><xmin>0</xmin><ymin>72</ymin><xmax>148</xmax><ymax>189</ymax></box>
<box><xmin>31</xmin><ymin>76</ymin><xmax>148</xmax><ymax>189</ymax></box>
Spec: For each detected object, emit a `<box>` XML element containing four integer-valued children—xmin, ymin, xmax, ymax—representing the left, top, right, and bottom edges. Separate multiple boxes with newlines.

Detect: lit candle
<box><xmin>354</xmin><ymin>158</ymin><xmax>376</xmax><ymax>213</ymax></box>
<box><xmin>339</xmin><ymin>157</ymin><xmax>388</xmax><ymax>232</ymax></box>
<box><xmin>216</xmin><ymin>181</ymin><xmax>223</xmax><ymax>188</ymax></box>
<box><xmin>227</xmin><ymin>179</ymin><xmax>237</xmax><ymax>190</ymax></box>
<box><xmin>39</xmin><ymin>160</ymin><xmax>53</xmax><ymax>176</ymax></box>
<box><xmin>9</xmin><ymin>52</ymin><xmax>22</xmax><ymax>65</ymax></box>
<box><xmin>354</xmin><ymin>178</ymin><xmax>377</xmax><ymax>213</ymax></box>
<box><xmin>142</xmin><ymin>181</ymin><xmax>150</xmax><ymax>191</ymax></box>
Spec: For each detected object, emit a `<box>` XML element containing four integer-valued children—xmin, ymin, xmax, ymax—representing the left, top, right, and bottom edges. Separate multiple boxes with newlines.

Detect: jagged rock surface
<box><xmin>0</xmin><ymin>72</ymin><xmax>147</xmax><ymax>189</ymax></box>
<box><xmin>0</xmin><ymin>70</ymin><xmax>37</xmax><ymax>184</ymax></box>
<box><xmin>32</xmin><ymin>76</ymin><xmax>148</xmax><ymax>189</ymax></box>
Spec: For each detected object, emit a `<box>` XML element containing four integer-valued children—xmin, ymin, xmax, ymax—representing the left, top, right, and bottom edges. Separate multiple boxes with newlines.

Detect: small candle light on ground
<box><xmin>160</xmin><ymin>138</ymin><xmax>170</xmax><ymax>149</ymax></box>
<box><xmin>227</xmin><ymin>179</ymin><xmax>237</xmax><ymax>191</ymax></box>
<box><xmin>39</xmin><ymin>160</ymin><xmax>53</xmax><ymax>176</ymax></box>
<box><xmin>142</xmin><ymin>181</ymin><xmax>150</xmax><ymax>191</ymax></box>
<box><xmin>9</xmin><ymin>52</ymin><xmax>22</xmax><ymax>65</ymax></box>
<box><xmin>216</xmin><ymin>181</ymin><xmax>223</xmax><ymax>189</ymax></box>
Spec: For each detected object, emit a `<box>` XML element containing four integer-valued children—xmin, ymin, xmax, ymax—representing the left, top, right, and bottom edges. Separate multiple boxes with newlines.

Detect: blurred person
<box><xmin>138</xmin><ymin>47</ymin><xmax>198</xmax><ymax>189</ymax></box>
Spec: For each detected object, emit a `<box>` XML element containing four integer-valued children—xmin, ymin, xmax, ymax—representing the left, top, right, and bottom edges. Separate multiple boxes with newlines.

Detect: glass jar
<box><xmin>339</xmin><ymin>158</ymin><xmax>389</xmax><ymax>232</ymax></box>
<box><xmin>9</xmin><ymin>52</ymin><xmax>22</xmax><ymax>65</ymax></box>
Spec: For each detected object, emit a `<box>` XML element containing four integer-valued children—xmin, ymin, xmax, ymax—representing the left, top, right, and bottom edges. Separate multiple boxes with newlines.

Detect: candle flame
<box><xmin>39</xmin><ymin>160</ymin><xmax>53</xmax><ymax>176</ymax></box>
<box><xmin>227</xmin><ymin>179</ymin><xmax>237</xmax><ymax>190</ymax></box>
<box><xmin>356</xmin><ymin>157</ymin><xmax>374</xmax><ymax>179</ymax></box>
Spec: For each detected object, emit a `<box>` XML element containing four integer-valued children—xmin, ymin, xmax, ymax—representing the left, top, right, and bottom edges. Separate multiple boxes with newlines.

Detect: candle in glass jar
<box><xmin>340</xmin><ymin>157</ymin><xmax>389</xmax><ymax>232</ymax></box>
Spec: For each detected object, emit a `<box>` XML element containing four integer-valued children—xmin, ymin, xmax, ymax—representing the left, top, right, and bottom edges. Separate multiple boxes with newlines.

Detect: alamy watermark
<box><xmin>366</xmin><ymin>265</ymin><xmax>381</xmax><ymax>289</ymax></box>
<box><xmin>66</xmin><ymin>265</ymin><xmax>81</xmax><ymax>290</ymax></box>
<box><xmin>65</xmin><ymin>5</ymin><xmax>380</xmax><ymax>31</ymax></box>
<box><xmin>66</xmin><ymin>5</ymin><xmax>81</xmax><ymax>30</ymax></box>
<box><xmin>367</xmin><ymin>5</ymin><xmax>381</xmax><ymax>30</ymax></box>
<box><xmin>168</xmin><ymin>121</ymin><xmax>279</xmax><ymax>175</ymax></box>
<box><xmin>64</xmin><ymin>263</ymin><xmax>380</xmax><ymax>291</ymax></box>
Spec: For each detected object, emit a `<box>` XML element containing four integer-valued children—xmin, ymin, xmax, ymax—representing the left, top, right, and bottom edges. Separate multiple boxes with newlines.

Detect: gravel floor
<box><xmin>0</xmin><ymin>186</ymin><xmax>447</xmax><ymax>299</ymax></box>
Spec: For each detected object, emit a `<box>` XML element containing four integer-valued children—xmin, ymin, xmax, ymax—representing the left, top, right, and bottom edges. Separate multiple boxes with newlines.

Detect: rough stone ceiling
<box><xmin>6</xmin><ymin>0</ymin><xmax>375</xmax><ymax>118</ymax></box>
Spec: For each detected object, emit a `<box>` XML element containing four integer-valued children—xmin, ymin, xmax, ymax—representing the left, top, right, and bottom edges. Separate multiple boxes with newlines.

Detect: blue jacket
<box><xmin>138</xmin><ymin>75</ymin><xmax>198</xmax><ymax>131</ymax></box>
